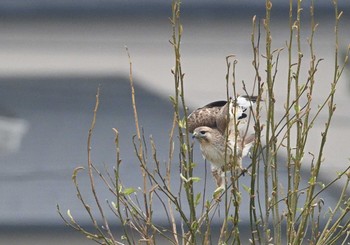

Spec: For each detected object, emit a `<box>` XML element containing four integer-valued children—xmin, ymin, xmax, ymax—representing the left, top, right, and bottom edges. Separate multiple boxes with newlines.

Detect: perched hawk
<box><xmin>188</xmin><ymin>96</ymin><xmax>257</xmax><ymax>189</ymax></box>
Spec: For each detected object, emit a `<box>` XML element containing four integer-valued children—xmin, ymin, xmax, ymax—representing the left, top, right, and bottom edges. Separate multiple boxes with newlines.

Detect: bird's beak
<box><xmin>192</xmin><ymin>132</ymin><xmax>198</xmax><ymax>139</ymax></box>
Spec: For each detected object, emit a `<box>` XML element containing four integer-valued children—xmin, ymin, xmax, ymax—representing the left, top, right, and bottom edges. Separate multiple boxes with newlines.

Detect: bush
<box><xmin>58</xmin><ymin>0</ymin><xmax>350</xmax><ymax>244</ymax></box>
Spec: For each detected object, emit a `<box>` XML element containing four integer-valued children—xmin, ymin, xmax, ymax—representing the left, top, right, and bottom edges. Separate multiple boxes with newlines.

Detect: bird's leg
<box><xmin>222</xmin><ymin>156</ymin><xmax>246</xmax><ymax>177</ymax></box>
<box><xmin>233</xmin><ymin>157</ymin><xmax>248</xmax><ymax>176</ymax></box>
<box><xmin>211</xmin><ymin>166</ymin><xmax>226</xmax><ymax>200</ymax></box>
<box><xmin>211</xmin><ymin>167</ymin><xmax>226</xmax><ymax>189</ymax></box>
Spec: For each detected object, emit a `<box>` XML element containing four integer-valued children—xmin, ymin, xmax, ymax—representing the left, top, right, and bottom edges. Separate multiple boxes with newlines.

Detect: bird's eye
<box><xmin>200</xmin><ymin>130</ymin><xmax>206</xmax><ymax>135</ymax></box>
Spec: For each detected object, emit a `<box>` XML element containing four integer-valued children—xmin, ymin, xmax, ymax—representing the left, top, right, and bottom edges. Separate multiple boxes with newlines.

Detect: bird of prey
<box><xmin>188</xmin><ymin>96</ymin><xmax>257</xmax><ymax>189</ymax></box>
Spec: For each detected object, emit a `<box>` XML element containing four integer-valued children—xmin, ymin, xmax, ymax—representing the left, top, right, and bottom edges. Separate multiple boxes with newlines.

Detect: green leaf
<box><xmin>205</xmin><ymin>200</ymin><xmax>210</xmax><ymax>208</ymax></box>
<box><xmin>181</xmin><ymin>143</ymin><xmax>188</xmax><ymax>153</ymax></box>
<box><xmin>195</xmin><ymin>193</ymin><xmax>202</xmax><ymax>207</ymax></box>
<box><xmin>189</xmin><ymin>176</ymin><xmax>201</xmax><ymax>183</ymax></box>
<box><xmin>179</xmin><ymin>24</ymin><xmax>183</xmax><ymax>34</ymax></box>
<box><xmin>111</xmin><ymin>201</ymin><xmax>118</xmax><ymax>209</ymax></box>
<box><xmin>178</xmin><ymin>117</ymin><xmax>186</xmax><ymax>128</ymax></box>
<box><xmin>308</xmin><ymin>176</ymin><xmax>316</xmax><ymax>185</ymax></box>
<box><xmin>169</xmin><ymin>95</ymin><xmax>176</xmax><ymax>105</ymax></box>
<box><xmin>242</xmin><ymin>184</ymin><xmax>251</xmax><ymax>193</ymax></box>
<box><xmin>298</xmin><ymin>84</ymin><xmax>306</xmax><ymax>93</ymax></box>
<box><xmin>294</xmin><ymin>104</ymin><xmax>300</xmax><ymax>113</ymax></box>
<box><xmin>227</xmin><ymin>215</ymin><xmax>235</xmax><ymax>223</ymax></box>
<box><xmin>213</xmin><ymin>187</ymin><xmax>224</xmax><ymax>199</ymax></box>
<box><xmin>123</xmin><ymin>187</ymin><xmax>136</xmax><ymax>195</ymax></box>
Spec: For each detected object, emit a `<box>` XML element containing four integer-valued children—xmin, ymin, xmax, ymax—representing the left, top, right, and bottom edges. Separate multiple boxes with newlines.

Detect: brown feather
<box><xmin>187</xmin><ymin>100</ymin><xmax>227</xmax><ymax>133</ymax></box>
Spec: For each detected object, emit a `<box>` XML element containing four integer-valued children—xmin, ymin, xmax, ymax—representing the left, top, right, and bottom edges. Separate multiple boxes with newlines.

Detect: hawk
<box><xmin>188</xmin><ymin>96</ymin><xmax>257</xmax><ymax>189</ymax></box>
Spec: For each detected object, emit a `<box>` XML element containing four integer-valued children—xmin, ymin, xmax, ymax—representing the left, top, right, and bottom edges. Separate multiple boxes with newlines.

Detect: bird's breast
<box><xmin>200</xmin><ymin>143</ymin><xmax>227</xmax><ymax>168</ymax></box>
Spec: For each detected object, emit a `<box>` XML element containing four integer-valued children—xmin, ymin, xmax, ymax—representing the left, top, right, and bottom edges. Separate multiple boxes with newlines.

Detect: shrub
<box><xmin>58</xmin><ymin>0</ymin><xmax>350</xmax><ymax>244</ymax></box>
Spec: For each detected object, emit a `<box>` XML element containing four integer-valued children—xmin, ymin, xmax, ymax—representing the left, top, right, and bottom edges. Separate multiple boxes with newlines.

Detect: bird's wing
<box><xmin>224</xmin><ymin>96</ymin><xmax>257</xmax><ymax>158</ymax></box>
<box><xmin>216</xmin><ymin>103</ymin><xmax>229</xmax><ymax>134</ymax></box>
<box><xmin>187</xmin><ymin>100</ymin><xmax>227</xmax><ymax>133</ymax></box>
<box><xmin>235</xmin><ymin>95</ymin><xmax>258</xmax><ymax>108</ymax></box>
<box><xmin>240</xmin><ymin>132</ymin><xmax>255</xmax><ymax>157</ymax></box>
<box><xmin>187</xmin><ymin>96</ymin><xmax>257</xmax><ymax>134</ymax></box>
<box><xmin>217</xmin><ymin>96</ymin><xmax>257</xmax><ymax>134</ymax></box>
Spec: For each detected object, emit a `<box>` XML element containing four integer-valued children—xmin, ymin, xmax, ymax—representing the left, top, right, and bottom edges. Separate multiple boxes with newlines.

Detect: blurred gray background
<box><xmin>0</xmin><ymin>1</ymin><xmax>349</xmax><ymax>244</ymax></box>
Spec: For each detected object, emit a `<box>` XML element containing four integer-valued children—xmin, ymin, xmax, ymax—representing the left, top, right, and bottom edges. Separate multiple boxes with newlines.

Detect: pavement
<box><xmin>0</xmin><ymin>2</ymin><xmax>349</xmax><ymax>244</ymax></box>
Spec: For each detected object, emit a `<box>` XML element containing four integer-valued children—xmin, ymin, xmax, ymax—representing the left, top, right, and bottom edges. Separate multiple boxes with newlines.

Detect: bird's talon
<box><xmin>240</xmin><ymin>168</ymin><xmax>248</xmax><ymax>176</ymax></box>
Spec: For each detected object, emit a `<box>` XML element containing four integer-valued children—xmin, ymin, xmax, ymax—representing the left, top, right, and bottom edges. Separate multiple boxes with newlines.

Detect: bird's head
<box><xmin>192</xmin><ymin>126</ymin><xmax>216</xmax><ymax>143</ymax></box>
